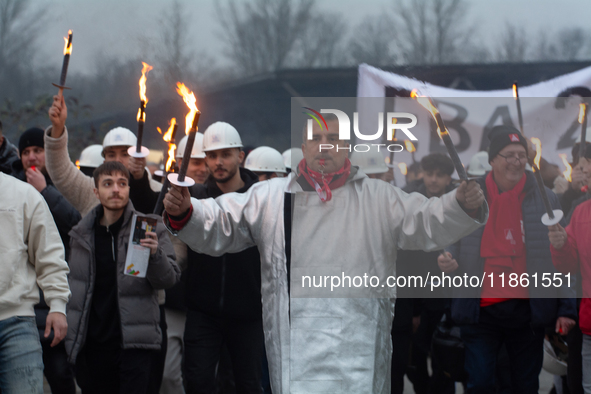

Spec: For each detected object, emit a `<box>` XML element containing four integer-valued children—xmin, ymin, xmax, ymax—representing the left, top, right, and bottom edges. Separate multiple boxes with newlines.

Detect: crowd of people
<box><xmin>0</xmin><ymin>92</ymin><xmax>589</xmax><ymax>394</ymax></box>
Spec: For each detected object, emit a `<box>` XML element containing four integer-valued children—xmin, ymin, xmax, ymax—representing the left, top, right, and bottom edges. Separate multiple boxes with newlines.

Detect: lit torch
<box><xmin>578</xmin><ymin>103</ymin><xmax>588</xmax><ymax>167</ymax></box>
<box><xmin>404</xmin><ymin>140</ymin><xmax>417</xmax><ymax>163</ymax></box>
<box><xmin>558</xmin><ymin>153</ymin><xmax>572</xmax><ymax>182</ymax></box>
<box><xmin>52</xmin><ymin>30</ymin><xmax>73</xmax><ymax>96</ymax></box>
<box><xmin>411</xmin><ymin>90</ymin><xmax>468</xmax><ymax>181</ymax></box>
<box><xmin>531</xmin><ymin>138</ymin><xmax>564</xmax><ymax>225</ymax></box>
<box><xmin>129</xmin><ymin>62</ymin><xmax>153</xmax><ymax>158</ymax></box>
<box><xmin>168</xmin><ymin>83</ymin><xmax>201</xmax><ymax>187</ymax></box>
<box><xmin>513</xmin><ymin>81</ymin><xmax>525</xmax><ymax>136</ymax></box>
<box><xmin>154</xmin><ymin>118</ymin><xmax>178</xmax><ymax>215</ymax></box>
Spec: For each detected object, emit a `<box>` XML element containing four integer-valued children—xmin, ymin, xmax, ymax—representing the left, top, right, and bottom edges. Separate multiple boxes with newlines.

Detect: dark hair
<box><xmin>421</xmin><ymin>153</ymin><xmax>454</xmax><ymax>176</ymax></box>
<box><xmin>0</xmin><ymin>120</ymin><xmax>3</xmax><ymax>131</ymax></box>
<box><xmin>93</xmin><ymin>161</ymin><xmax>130</xmax><ymax>188</ymax></box>
<box><xmin>407</xmin><ymin>162</ymin><xmax>422</xmax><ymax>175</ymax></box>
<box><xmin>572</xmin><ymin>141</ymin><xmax>591</xmax><ymax>165</ymax></box>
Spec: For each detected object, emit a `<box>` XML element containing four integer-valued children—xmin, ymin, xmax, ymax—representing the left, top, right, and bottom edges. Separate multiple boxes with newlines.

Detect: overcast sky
<box><xmin>34</xmin><ymin>0</ymin><xmax>591</xmax><ymax>75</ymax></box>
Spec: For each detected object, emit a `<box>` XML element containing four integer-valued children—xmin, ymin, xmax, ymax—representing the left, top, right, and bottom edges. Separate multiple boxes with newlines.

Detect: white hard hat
<box><xmin>542</xmin><ymin>338</ymin><xmax>567</xmax><ymax>376</ymax></box>
<box><xmin>282</xmin><ymin>148</ymin><xmax>304</xmax><ymax>169</ymax></box>
<box><xmin>245</xmin><ymin>146</ymin><xmax>287</xmax><ymax>173</ymax></box>
<box><xmin>350</xmin><ymin>149</ymin><xmax>388</xmax><ymax>174</ymax></box>
<box><xmin>102</xmin><ymin>127</ymin><xmax>137</xmax><ymax>150</ymax></box>
<box><xmin>202</xmin><ymin>122</ymin><xmax>243</xmax><ymax>152</ymax></box>
<box><xmin>78</xmin><ymin>144</ymin><xmax>104</xmax><ymax>168</ymax></box>
<box><xmin>467</xmin><ymin>151</ymin><xmax>492</xmax><ymax>177</ymax></box>
<box><xmin>176</xmin><ymin>133</ymin><xmax>206</xmax><ymax>159</ymax></box>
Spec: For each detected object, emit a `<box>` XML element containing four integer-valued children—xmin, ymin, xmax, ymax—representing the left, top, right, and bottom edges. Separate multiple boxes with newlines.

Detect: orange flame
<box><xmin>165</xmin><ymin>144</ymin><xmax>176</xmax><ymax>172</ymax></box>
<box><xmin>391</xmin><ymin>118</ymin><xmax>397</xmax><ymax>141</ymax></box>
<box><xmin>385</xmin><ymin>156</ymin><xmax>391</xmax><ymax>165</ymax></box>
<box><xmin>579</xmin><ymin>103</ymin><xmax>586</xmax><ymax>124</ymax></box>
<box><xmin>404</xmin><ymin>140</ymin><xmax>416</xmax><ymax>153</ymax></box>
<box><xmin>398</xmin><ymin>162</ymin><xmax>408</xmax><ymax>175</ymax></box>
<box><xmin>558</xmin><ymin>153</ymin><xmax>573</xmax><ymax>182</ymax></box>
<box><xmin>176</xmin><ymin>82</ymin><xmax>199</xmax><ymax>135</ymax></box>
<box><xmin>75</xmin><ymin>159</ymin><xmax>80</xmax><ymax>169</ymax></box>
<box><xmin>139</xmin><ymin>62</ymin><xmax>153</xmax><ymax>104</ymax></box>
<box><xmin>512</xmin><ymin>83</ymin><xmax>518</xmax><ymax>99</ymax></box>
<box><xmin>158</xmin><ymin>118</ymin><xmax>176</xmax><ymax>143</ymax></box>
<box><xmin>63</xmin><ymin>30</ymin><xmax>72</xmax><ymax>55</ymax></box>
<box><xmin>411</xmin><ymin>89</ymin><xmax>448</xmax><ymax>137</ymax></box>
<box><xmin>531</xmin><ymin>137</ymin><xmax>542</xmax><ymax>169</ymax></box>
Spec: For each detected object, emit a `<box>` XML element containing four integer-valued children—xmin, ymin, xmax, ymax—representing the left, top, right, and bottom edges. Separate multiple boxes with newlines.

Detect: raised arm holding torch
<box><xmin>128</xmin><ymin>62</ymin><xmax>153</xmax><ymax>159</ymax></box>
<box><xmin>52</xmin><ymin>30</ymin><xmax>72</xmax><ymax>97</ymax></box>
<box><xmin>168</xmin><ymin>83</ymin><xmax>201</xmax><ymax>188</ymax></box>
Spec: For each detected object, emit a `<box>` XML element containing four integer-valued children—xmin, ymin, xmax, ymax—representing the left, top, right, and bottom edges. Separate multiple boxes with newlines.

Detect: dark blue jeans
<box><xmin>460</xmin><ymin>322</ymin><xmax>544</xmax><ymax>394</ymax></box>
<box><xmin>0</xmin><ymin>316</ymin><xmax>44</xmax><ymax>393</ymax></box>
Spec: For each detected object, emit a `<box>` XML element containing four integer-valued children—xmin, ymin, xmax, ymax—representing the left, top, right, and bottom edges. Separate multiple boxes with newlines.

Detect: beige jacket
<box><xmin>0</xmin><ymin>173</ymin><xmax>70</xmax><ymax>320</ymax></box>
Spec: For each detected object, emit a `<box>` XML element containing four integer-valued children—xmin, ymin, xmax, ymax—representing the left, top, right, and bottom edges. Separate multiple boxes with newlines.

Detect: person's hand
<box><xmin>45</xmin><ymin>312</ymin><xmax>67</xmax><ymax>347</ymax></box>
<box><xmin>455</xmin><ymin>180</ymin><xmax>484</xmax><ymax>211</ymax></box>
<box><xmin>437</xmin><ymin>251</ymin><xmax>459</xmax><ymax>273</ymax></box>
<box><xmin>571</xmin><ymin>165</ymin><xmax>586</xmax><ymax>191</ymax></box>
<box><xmin>140</xmin><ymin>231</ymin><xmax>158</xmax><ymax>255</ymax></box>
<box><xmin>548</xmin><ymin>224</ymin><xmax>568</xmax><ymax>250</ymax></box>
<box><xmin>26</xmin><ymin>167</ymin><xmax>47</xmax><ymax>192</ymax></box>
<box><xmin>128</xmin><ymin>156</ymin><xmax>146</xmax><ymax>180</ymax></box>
<box><xmin>556</xmin><ymin>316</ymin><xmax>576</xmax><ymax>335</ymax></box>
<box><xmin>48</xmin><ymin>95</ymin><xmax>67</xmax><ymax>138</ymax></box>
<box><xmin>164</xmin><ymin>185</ymin><xmax>191</xmax><ymax>217</ymax></box>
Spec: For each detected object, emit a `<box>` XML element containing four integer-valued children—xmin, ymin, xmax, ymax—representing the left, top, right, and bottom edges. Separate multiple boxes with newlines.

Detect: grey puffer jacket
<box><xmin>66</xmin><ymin>201</ymin><xmax>179</xmax><ymax>364</ymax></box>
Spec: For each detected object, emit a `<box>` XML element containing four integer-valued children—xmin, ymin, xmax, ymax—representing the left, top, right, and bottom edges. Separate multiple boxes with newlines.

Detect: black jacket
<box><xmin>184</xmin><ymin>168</ymin><xmax>262</xmax><ymax>319</ymax></box>
<box><xmin>129</xmin><ymin>170</ymin><xmax>159</xmax><ymax>214</ymax></box>
<box><xmin>0</xmin><ymin>136</ymin><xmax>18</xmax><ymax>175</ymax></box>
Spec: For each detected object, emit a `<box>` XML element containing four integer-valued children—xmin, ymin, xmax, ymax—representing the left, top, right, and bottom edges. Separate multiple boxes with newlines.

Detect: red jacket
<box><xmin>551</xmin><ymin>199</ymin><xmax>591</xmax><ymax>335</ymax></box>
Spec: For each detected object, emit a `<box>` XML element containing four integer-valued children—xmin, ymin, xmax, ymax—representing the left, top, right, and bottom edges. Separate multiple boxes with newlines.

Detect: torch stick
<box><xmin>154</xmin><ymin>123</ymin><xmax>179</xmax><ymax>215</ymax></box>
<box><xmin>513</xmin><ymin>82</ymin><xmax>525</xmax><ymax>136</ymax></box>
<box><xmin>52</xmin><ymin>30</ymin><xmax>73</xmax><ymax>97</ymax></box>
<box><xmin>531</xmin><ymin>138</ymin><xmax>564</xmax><ymax>226</ymax></box>
<box><xmin>579</xmin><ymin>103</ymin><xmax>588</xmax><ymax>166</ymax></box>
<box><xmin>168</xmin><ymin>111</ymin><xmax>201</xmax><ymax>187</ymax></box>
<box><xmin>136</xmin><ymin>100</ymin><xmax>145</xmax><ymax>153</ymax></box>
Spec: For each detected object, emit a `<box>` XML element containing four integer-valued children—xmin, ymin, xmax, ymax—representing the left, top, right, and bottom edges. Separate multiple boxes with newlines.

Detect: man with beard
<box><xmin>179</xmin><ymin>122</ymin><xmax>264</xmax><ymax>393</ymax></box>
<box><xmin>163</xmin><ymin>114</ymin><xmax>488</xmax><ymax>393</ymax></box>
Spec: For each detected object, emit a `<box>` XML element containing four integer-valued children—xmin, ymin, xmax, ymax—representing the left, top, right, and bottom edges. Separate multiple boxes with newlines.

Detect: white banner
<box><xmin>356</xmin><ymin>63</ymin><xmax>591</xmax><ymax>179</ymax></box>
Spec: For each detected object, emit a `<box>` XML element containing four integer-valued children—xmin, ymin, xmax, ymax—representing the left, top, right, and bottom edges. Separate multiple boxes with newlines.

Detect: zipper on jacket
<box><xmin>219</xmin><ymin>256</ymin><xmax>226</xmax><ymax>312</ymax></box>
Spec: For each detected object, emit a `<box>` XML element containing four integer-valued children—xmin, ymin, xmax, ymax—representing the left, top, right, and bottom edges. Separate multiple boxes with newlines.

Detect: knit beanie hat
<box><xmin>488</xmin><ymin>125</ymin><xmax>528</xmax><ymax>163</ymax></box>
<box><xmin>18</xmin><ymin>128</ymin><xmax>45</xmax><ymax>155</ymax></box>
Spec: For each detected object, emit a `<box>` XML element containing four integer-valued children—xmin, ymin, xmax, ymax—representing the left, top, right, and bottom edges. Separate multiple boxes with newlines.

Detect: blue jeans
<box><xmin>0</xmin><ymin>316</ymin><xmax>44</xmax><ymax>393</ymax></box>
<box><xmin>460</xmin><ymin>322</ymin><xmax>544</xmax><ymax>394</ymax></box>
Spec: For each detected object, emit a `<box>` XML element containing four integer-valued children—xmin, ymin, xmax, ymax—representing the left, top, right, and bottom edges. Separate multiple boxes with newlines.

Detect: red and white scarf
<box><xmin>298</xmin><ymin>158</ymin><xmax>351</xmax><ymax>202</ymax></box>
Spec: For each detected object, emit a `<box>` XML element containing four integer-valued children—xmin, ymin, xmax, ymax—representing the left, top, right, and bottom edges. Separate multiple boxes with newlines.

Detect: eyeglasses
<box><xmin>497</xmin><ymin>153</ymin><xmax>528</xmax><ymax>165</ymax></box>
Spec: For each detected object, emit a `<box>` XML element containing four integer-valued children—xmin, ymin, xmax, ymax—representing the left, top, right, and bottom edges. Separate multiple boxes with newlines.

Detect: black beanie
<box><xmin>19</xmin><ymin>128</ymin><xmax>45</xmax><ymax>156</ymax></box>
<box><xmin>487</xmin><ymin>125</ymin><xmax>528</xmax><ymax>163</ymax></box>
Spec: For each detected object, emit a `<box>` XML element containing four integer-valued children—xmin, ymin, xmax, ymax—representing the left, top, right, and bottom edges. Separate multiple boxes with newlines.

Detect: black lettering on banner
<box><xmin>428</xmin><ymin>100</ymin><xmax>470</xmax><ymax>153</ymax></box>
<box><xmin>479</xmin><ymin>105</ymin><xmax>515</xmax><ymax>151</ymax></box>
<box><xmin>557</xmin><ymin>118</ymin><xmax>581</xmax><ymax>150</ymax></box>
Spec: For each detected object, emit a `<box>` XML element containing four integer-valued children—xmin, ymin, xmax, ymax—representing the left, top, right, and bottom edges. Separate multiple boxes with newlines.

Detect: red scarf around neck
<box><xmin>298</xmin><ymin>158</ymin><xmax>351</xmax><ymax>202</ymax></box>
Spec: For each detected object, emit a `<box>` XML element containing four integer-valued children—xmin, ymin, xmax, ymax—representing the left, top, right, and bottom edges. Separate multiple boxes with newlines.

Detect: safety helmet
<box><xmin>102</xmin><ymin>127</ymin><xmax>137</xmax><ymax>151</ymax></box>
<box><xmin>282</xmin><ymin>148</ymin><xmax>304</xmax><ymax>169</ymax></box>
<box><xmin>78</xmin><ymin>144</ymin><xmax>104</xmax><ymax>168</ymax></box>
<box><xmin>542</xmin><ymin>338</ymin><xmax>567</xmax><ymax>376</ymax></box>
<box><xmin>350</xmin><ymin>149</ymin><xmax>388</xmax><ymax>174</ymax></box>
<box><xmin>176</xmin><ymin>133</ymin><xmax>206</xmax><ymax>159</ymax></box>
<box><xmin>467</xmin><ymin>151</ymin><xmax>492</xmax><ymax>177</ymax></box>
<box><xmin>245</xmin><ymin>146</ymin><xmax>287</xmax><ymax>173</ymax></box>
<box><xmin>202</xmin><ymin>122</ymin><xmax>243</xmax><ymax>152</ymax></box>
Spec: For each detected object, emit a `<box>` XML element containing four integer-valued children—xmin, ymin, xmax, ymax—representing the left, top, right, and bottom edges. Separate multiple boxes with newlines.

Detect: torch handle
<box><xmin>178</xmin><ymin>131</ymin><xmax>196</xmax><ymax>183</ymax></box>
<box><xmin>435</xmin><ymin>114</ymin><xmax>468</xmax><ymax>181</ymax></box>
<box><xmin>153</xmin><ymin>174</ymin><xmax>171</xmax><ymax>215</ymax></box>
<box><xmin>516</xmin><ymin>97</ymin><xmax>524</xmax><ymax>136</ymax></box>
<box><xmin>533</xmin><ymin>167</ymin><xmax>555</xmax><ymax>219</ymax></box>
<box><xmin>59</xmin><ymin>54</ymin><xmax>70</xmax><ymax>87</ymax></box>
<box><xmin>580</xmin><ymin>106</ymin><xmax>588</xmax><ymax>163</ymax></box>
<box><xmin>136</xmin><ymin>121</ymin><xmax>144</xmax><ymax>153</ymax></box>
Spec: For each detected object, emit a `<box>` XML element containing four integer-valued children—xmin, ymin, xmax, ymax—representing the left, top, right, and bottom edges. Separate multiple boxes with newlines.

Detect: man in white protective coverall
<box><xmin>163</xmin><ymin>114</ymin><xmax>488</xmax><ymax>393</ymax></box>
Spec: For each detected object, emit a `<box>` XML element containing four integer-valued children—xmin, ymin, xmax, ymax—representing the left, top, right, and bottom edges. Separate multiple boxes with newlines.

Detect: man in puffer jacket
<box><xmin>66</xmin><ymin>161</ymin><xmax>180</xmax><ymax>394</ymax></box>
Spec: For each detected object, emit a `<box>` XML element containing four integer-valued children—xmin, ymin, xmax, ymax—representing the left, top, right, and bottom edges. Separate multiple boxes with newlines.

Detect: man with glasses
<box><xmin>438</xmin><ymin>125</ymin><xmax>576</xmax><ymax>394</ymax></box>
